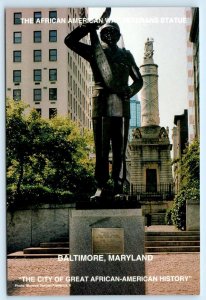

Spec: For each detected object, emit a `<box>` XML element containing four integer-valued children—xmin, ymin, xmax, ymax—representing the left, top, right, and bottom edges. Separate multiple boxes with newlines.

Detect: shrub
<box><xmin>171</xmin><ymin>139</ymin><xmax>199</xmax><ymax>230</ymax></box>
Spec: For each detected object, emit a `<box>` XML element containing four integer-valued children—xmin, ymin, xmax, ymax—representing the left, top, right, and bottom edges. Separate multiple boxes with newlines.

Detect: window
<box><xmin>34</xmin><ymin>31</ymin><xmax>41</xmax><ymax>43</ymax></box>
<box><xmin>33</xmin><ymin>69</ymin><xmax>41</xmax><ymax>81</ymax></box>
<box><xmin>13</xmin><ymin>89</ymin><xmax>21</xmax><ymax>101</ymax></box>
<box><xmin>13</xmin><ymin>32</ymin><xmax>22</xmax><ymax>43</ymax></box>
<box><xmin>33</xmin><ymin>50</ymin><xmax>42</xmax><ymax>62</ymax></box>
<box><xmin>34</xmin><ymin>11</ymin><xmax>42</xmax><ymax>23</ymax></box>
<box><xmin>13</xmin><ymin>51</ymin><xmax>21</xmax><ymax>62</ymax></box>
<box><xmin>49</xmin><ymin>108</ymin><xmax>57</xmax><ymax>119</ymax></box>
<box><xmin>13</xmin><ymin>70</ymin><xmax>21</xmax><ymax>83</ymax></box>
<box><xmin>33</xmin><ymin>89</ymin><xmax>41</xmax><ymax>101</ymax></box>
<box><xmin>14</xmin><ymin>12</ymin><xmax>22</xmax><ymax>24</ymax></box>
<box><xmin>49</xmin><ymin>88</ymin><xmax>57</xmax><ymax>100</ymax></box>
<box><xmin>49</xmin><ymin>69</ymin><xmax>57</xmax><ymax>81</ymax></box>
<box><xmin>49</xmin><ymin>30</ymin><xmax>57</xmax><ymax>42</ymax></box>
<box><xmin>49</xmin><ymin>11</ymin><xmax>57</xmax><ymax>21</ymax></box>
<box><xmin>49</xmin><ymin>49</ymin><xmax>57</xmax><ymax>61</ymax></box>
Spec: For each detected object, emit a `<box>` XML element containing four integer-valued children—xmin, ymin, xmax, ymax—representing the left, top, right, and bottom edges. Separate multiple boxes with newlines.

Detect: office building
<box><xmin>185</xmin><ymin>8</ymin><xmax>199</xmax><ymax>142</ymax></box>
<box><xmin>6</xmin><ymin>8</ymin><xmax>92</xmax><ymax>129</ymax></box>
<box><xmin>129</xmin><ymin>95</ymin><xmax>141</xmax><ymax>141</ymax></box>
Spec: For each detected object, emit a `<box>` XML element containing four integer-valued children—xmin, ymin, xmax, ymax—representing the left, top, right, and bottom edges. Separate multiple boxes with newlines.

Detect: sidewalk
<box><xmin>7</xmin><ymin>252</ymin><xmax>200</xmax><ymax>295</ymax></box>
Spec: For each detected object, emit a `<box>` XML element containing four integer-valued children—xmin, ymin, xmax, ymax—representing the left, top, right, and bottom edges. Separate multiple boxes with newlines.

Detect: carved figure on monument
<box><xmin>144</xmin><ymin>38</ymin><xmax>154</xmax><ymax>60</ymax></box>
<box><xmin>159</xmin><ymin>127</ymin><xmax>168</xmax><ymax>139</ymax></box>
<box><xmin>65</xmin><ymin>8</ymin><xmax>143</xmax><ymax>200</ymax></box>
<box><xmin>132</xmin><ymin>128</ymin><xmax>142</xmax><ymax>140</ymax></box>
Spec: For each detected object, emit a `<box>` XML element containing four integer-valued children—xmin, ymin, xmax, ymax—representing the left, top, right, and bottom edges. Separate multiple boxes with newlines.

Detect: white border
<box><xmin>1</xmin><ymin>1</ymin><xmax>205</xmax><ymax>300</ymax></box>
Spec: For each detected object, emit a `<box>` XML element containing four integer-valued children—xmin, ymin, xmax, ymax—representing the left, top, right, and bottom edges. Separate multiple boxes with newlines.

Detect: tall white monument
<box><xmin>140</xmin><ymin>38</ymin><xmax>160</xmax><ymax>127</ymax></box>
<box><xmin>128</xmin><ymin>39</ymin><xmax>173</xmax><ymax>223</ymax></box>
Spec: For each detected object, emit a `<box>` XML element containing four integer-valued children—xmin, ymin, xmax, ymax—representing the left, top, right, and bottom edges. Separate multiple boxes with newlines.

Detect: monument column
<box><xmin>140</xmin><ymin>38</ymin><xmax>160</xmax><ymax>127</ymax></box>
<box><xmin>129</xmin><ymin>38</ymin><xmax>173</xmax><ymax>200</ymax></box>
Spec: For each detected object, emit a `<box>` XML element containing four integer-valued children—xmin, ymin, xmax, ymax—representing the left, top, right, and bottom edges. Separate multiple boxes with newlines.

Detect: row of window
<box><xmin>13</xmin><ymin>49</ymin><xmax>57</xmax><ymax>62</ymax></box>
<box><xmin>13</xmin><ymin>30</ymin><xmax>57</xmax><ymax>43</ymax></box>
<box><xmin>13</xmin><ymin>69</ymin><xmax>57</xmax><ymax>82</ymax></box>
<box><xmin>36</xmin><ymin>108</ymin><xmax>91</xmax><ymax>124</ymax></box>
<box><xmin>13</xmin><ymin>88</ymin><xmax>57</xmax><ymax>101</ymax></box>
<box><xmin>14</xmin><ymin>11</ymin><xmax>57</xmax><ymax>24</ymax></box>
<box><xmin>35</xmin><ymin>108</ymin><xmax>57</xmax><ymax>119</ymax></box>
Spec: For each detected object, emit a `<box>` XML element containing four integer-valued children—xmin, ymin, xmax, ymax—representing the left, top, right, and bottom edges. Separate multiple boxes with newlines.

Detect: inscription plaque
<box><xmin>92</xmin><ymin>228</ymin><xmax>124</xmax><ymax>254</ymax></box>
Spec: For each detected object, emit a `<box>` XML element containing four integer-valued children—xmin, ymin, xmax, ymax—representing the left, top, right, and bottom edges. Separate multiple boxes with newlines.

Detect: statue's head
<box><xmin>100</xmin><ymin>22</ymin><xmax>121</xmax><ymax>46</ymax></box>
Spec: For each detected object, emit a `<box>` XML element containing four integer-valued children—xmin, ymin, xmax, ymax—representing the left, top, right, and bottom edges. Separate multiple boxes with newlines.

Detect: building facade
<box><xmin>185</xmin><ymin>7</ymin><xmax>199</xmax><ymax>142</ymax></box>
<box><xmin>189</xmin><ymin>8</ymin><xmax>199</xmax><ymax>140</ymax></box>
<box><xmin>6</xmin><ymin>8</ymin><xmax>92</xmax><ymax>129</ymax></box>
<box><xmin>172</xmin><ymin>109</ymin><xmax>188</xmax><ymax>193</ymax></box>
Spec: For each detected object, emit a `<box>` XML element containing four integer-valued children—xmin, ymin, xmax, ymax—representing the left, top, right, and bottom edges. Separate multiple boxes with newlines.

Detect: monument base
<box><xmin>69</xmin><ymin>209</ymin><xmax>145</xmax><ymax>295</ymax></box>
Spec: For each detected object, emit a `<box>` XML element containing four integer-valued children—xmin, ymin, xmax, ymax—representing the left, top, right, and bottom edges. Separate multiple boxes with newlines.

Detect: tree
<box><xmin>171</xmin><ymin>139</ymin><xmax>199</xmax><ymax>229</ymax></box>
<box><xmin>6</xmin><ymin>99</ymin><xmax>95</xmax><ymax>207</ymax></box>
<box><xmin>7</xmin><ymin>100</ymin><xmax>34</xmax><ymax>194</ymax></box>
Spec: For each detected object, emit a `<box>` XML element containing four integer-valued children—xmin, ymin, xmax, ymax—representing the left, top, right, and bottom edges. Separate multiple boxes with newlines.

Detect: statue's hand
<box><xmin>81</xmin><ymin>20</ymin><xmax>101</xmax><ymax>32</ymax></box>
<box><xmin>86</xmin><ymin>8</ymin><xmax>111</xmax><ymax>31</ymax></box>
<box><xmin>100</xmin><ymin>7</ymin><xmax>111</xmax><ymax>20</ymax></box>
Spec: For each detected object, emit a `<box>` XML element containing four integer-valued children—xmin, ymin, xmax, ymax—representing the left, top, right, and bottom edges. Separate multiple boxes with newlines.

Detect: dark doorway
<box><xmin>146</xmin><ymin>169</ymin><xmax>157</xmax><ymax>192</ymax></box>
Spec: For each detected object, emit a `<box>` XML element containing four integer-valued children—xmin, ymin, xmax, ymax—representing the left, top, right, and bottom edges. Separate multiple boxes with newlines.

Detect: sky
<box><xmin>89</xmin><ymin>7</ymin><xmax>188</xmax><ymax>137</ymax></box>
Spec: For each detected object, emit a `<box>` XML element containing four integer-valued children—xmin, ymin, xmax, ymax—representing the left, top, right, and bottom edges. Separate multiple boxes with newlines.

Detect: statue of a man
<box><xmin>144</xmin><ymin>38</ymin><xmax>154</xmax><ymax>59</ymax></box>
<box><xmin>64</xmin><ymin>8</ymin><xmax>143</xmax><ymax>199</ymax></box>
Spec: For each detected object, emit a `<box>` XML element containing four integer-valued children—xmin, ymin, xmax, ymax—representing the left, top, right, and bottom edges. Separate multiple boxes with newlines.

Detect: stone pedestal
<box><xmin>69</xmin><ymin>209</ymin><xmax>145</xmax><ymax>295</ymax></box>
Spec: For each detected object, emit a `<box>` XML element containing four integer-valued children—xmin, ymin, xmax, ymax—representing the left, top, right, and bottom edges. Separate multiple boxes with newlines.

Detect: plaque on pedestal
<box><xmin>69</xmin><ymin>209</ymin><xmax>145</xmax><ymax>295</ymax></box>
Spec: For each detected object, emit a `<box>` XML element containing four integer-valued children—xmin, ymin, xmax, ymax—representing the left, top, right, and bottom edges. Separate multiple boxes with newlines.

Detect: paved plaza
<box><xmin>7</xmin><ymin>252</ymin><xmax>200</xmax><ymax>296</ymax></box>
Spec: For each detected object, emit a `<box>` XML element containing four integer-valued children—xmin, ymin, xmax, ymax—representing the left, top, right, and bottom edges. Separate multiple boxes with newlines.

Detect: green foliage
<box><xmin>171</xmin><ymin>139</ymin><xmax>199</xmax><ymax>229</ymax></box>
<box><xmin>171</xmin><ymin>189</ymin><xmax>186</xmax><ymax>230</ymax></box>
<box><xmin>180</xmin><ymin>139</ymin><xmax>199</xmax><ymax>188</ymax></box>
<box><xmin>7</xmin><ymin>184</ymin><xmax>75</xmax><ymax>209</ymax></box>
<box><xmin>6</xmin><ymin>99</ymin><xmax>95</xmax><ymax>208</ymax></box>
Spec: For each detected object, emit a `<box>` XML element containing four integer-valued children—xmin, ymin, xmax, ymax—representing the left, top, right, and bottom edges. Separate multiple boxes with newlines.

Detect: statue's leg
<box><xmin>111</xmin><ymin>117</ymin><xmax>129</xmax><ymax>194</ymax></box>
<box><xmin>92</xmin><ymin>117</ymin><xmax>111</xmax><ymax>195</ymax></box>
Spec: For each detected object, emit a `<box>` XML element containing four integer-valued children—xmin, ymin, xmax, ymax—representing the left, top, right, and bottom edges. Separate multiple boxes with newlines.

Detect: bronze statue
<box><xmin>64</xmin><ymin>8</ymin><xmax>143</xmax><ymax>199</ymax></box>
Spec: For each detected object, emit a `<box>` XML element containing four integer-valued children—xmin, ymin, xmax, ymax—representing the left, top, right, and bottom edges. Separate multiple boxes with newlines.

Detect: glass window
<box><xmin>33</xmin><ymin>89</ymin><xmax>41</xmax><ymax>101</ymax></box>
<box><xmin>34</xmin><ymin>11</ymin><xmax>42</xmax><ymax>23</ymax></box>
<box><xmin>49</xmin><ymin>30</ymin><xmax>57</xmax><ymax>42</ymax></box>
<box><xmin>13</xmin><ymin>32</ymin><xmax>22</xmax><ymax>44</ymax></box>
<box><xmin>13</xmin><ymin>70</ymin><xmax>21</xmax><ymax>82</ymax></box>
<box><xmin>33</xmin><ymin>69</ymin><xmax>41</xmax><ymax>81</ymax></box>
<box><xmin>49</xmin><ymin>88</ymin><xmax>57</xmax><ymax>100</ymax></box>
<box><xmin>49</xmin><ymin>108</ymin><xmax>57</xmax><ymax>119</ymax></box>
<box><xmin>14</xmin><ymin>12</ymin><xmax>22</xmax><ymax>24</ymax></box>
<box><xmin>49</xmin><ymin>11</ymin><xmax>57</xmax><ymax>21</ymax></box>
<box><xmin>34</xmin><ymin>31</ymin><xmax>41</xmax><ymax>43</ymax></box>
<box><xmin>33</xmin><ymin>50</ymin><xmax>42</xmax><ymax>62</ymax></box>
<box><xmin>49</xmin><ymin>49</ymin><xmax>57</xmax><ymax>61</ymax></box>
<box><xmin>13</xmin><ymin>51</ymin><xmax>21</xmax><ymax>62</ymax></box>
<box><xmin>13</xmin><ymin>89</ymin><xmax>21</xmax><ymax>101</ymax></box>
<box><xmin>49</xmin><ymin>69</ymin><xmax>57</xmax><ymax>81</ymax></box>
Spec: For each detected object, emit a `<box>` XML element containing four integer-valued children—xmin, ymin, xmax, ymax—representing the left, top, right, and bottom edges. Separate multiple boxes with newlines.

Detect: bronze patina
<box><xmin>92</xmin><ymin>228</ymin><xmax>124</xmax><ymax>254</ymax></box>
<box><xmin>65</xmin><ymin>8</ymin><xmax>143</xmax><ymax>199</ymax></box>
